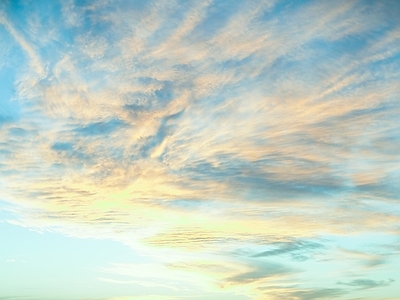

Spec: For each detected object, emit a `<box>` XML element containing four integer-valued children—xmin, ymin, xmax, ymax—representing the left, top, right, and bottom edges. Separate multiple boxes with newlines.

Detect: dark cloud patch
<box><xmin>225</xmin><ymin>262</ymin><xmax>294</xmax><ymax>284</ymax></box>
<box><xmin>179</xmin><ymin>154</ymin><xmax>347</xmax><ymax>202</ymax></box>
<box><xmin>123</xmin><ymin>92</ymin><xmax>150</xmax><ymax>112</ymax></box>
<box><xmin>351</xmin><ymin>182</ymin><xmax>400</xmax><ymax>202</ymax></box>
<box><xmin>124</xmin><ymin>103</ymin><xmax>147</xmax><ymax>113</ymax></box>
<box><xmin>337</xmin><ymin>278</ymin><xmax>394</xmax><ymax>289</ymax></box>
<box><xmin>364</xmin><ymin>256</ymin><xmax>386</xmax><ymax>268</ymax></box>
<box><xmin>311</xmin><ymin>101</ymin><xmax>400</xmax><ymax>155</ymax></box>
<box><xmin>252</xmin><ymin>240</ymin><xmax>324</xmax><ymax>261</ymax></box>
<box><xmin>74</xmin><ymin>118</ymin><xmax>127</xmax><ymax>136</ymax></box>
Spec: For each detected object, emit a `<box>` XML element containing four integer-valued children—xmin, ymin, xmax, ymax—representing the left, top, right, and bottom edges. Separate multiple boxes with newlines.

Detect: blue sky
<box><xmin>1</xmin><ymin>0</ymin><xmax>400</xmax><ymax>299</ymax></box>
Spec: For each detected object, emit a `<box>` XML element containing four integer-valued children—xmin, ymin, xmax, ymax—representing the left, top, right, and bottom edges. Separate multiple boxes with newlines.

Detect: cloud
<box><xmin>100</xmin><ymin>297</ymin><xmax>177</xmax><ymax>300</ymax></box>
<box><xmin>286</xmin><ymin>288</ymin><xmax>346</xmax><ymax>300</ymax></box>
<box><xmin>1</xmin><ymin>0</ymin><xmax>400</xmax><ymax>299</ymax></box>
<box><xmin>0</xmin><ymin>12</ymin><xmax>45</xmax><ymax>77</ymax></box>
<box><xmin>336</xmin><ymin>248</ymin><xmax>386</xmax><ymax>269</ymax></box>
<box><xmin>337</xmin><ymin>278</ymin><xmax>394</xmax><ymax>289</ymax></box>
<box><xmin>252</xmin><ymin>240</ymin><xmax>323</xmax><ymax>261</ymax></box>
<box><xmin>224</xmin><ymin>261</ymin><xmax>294</xmax><ymax>285</ymax></box>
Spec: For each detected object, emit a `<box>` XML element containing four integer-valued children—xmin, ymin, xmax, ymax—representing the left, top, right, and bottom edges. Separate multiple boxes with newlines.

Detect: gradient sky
<box><xmin>1</xmin><ymin>0</ymin><xmax>400</xmax><ymax>299</ymax></box>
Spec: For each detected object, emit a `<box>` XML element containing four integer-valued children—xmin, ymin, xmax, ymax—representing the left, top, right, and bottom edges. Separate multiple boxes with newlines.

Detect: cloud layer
<box><xmin>1</xmin><ymin>0</ymin><xmax>400</xmax><ymax>299</ymax></box>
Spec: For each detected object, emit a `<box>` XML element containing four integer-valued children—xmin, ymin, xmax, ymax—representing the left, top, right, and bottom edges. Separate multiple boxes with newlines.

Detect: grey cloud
<box><xmin>225</xmin><ymin>262</ymin><xmax>294</xmax><ymax>284</ymax></box>
<box><xmin>252</xmin><ymin>240</ymin><xmax>323</xmax><ymax>261</ymax></box>
<box><xmin>364</xmin><ymin>256</ymin><xmax>386</xmax><ymax>268</ymax></box>
<box><xmin>337</xmin><ymin>278</ymin><xmax>394</xmax><ymax>289</ymax></box>
<box><xmin>175</xmin><ymin>153</ymin><xmax>348</xmax><ymax>202</ymax></box>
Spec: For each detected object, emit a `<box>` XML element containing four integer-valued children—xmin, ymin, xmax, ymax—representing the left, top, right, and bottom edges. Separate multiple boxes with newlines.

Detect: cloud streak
<box><xmin>338</xmin><ymin>278</ymin><xmax>394</xmax><ymax>290</ymax></box>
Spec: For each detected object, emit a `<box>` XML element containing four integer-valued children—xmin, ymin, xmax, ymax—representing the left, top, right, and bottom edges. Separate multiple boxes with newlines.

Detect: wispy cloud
<box><xmin>285</xmin><ymin>288</ymin><xmax>346</xmax><ymax>300</ymax></box>
<box><xmin>252</xmin><ymin>240</ymin><xmax>323</xmax><ymax>261</ymax></box>
<box><xmin>337</xmin><ymin>278</ymin><xmax>394</xmax><ymax>290</ymax></box>
<box><xmin>1</xmin><ymin>0</ymin><xmax>400</xmax><ymax>299</ymax></box>
<box><xmin>0</xmin><ymin>12</ymin><xmax>45</xmax><ymax>77</ymax></box>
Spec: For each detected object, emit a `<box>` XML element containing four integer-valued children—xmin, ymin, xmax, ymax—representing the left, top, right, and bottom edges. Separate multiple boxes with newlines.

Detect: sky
<box><xmin>0</xmin><ymin>0</ymin><xmax>400</xmax><ymax>299</ymax></box>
